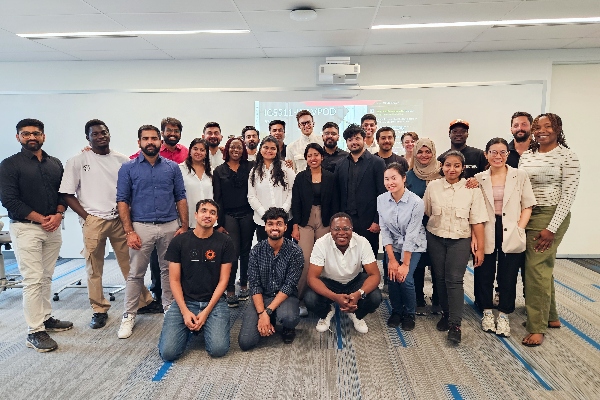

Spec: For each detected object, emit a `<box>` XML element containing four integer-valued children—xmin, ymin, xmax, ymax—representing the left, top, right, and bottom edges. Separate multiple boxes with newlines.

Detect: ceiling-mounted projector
<box><xmin>318</xmin><ymin>57</ymin><xmax>360</xmax><ymax>85</ymax></box>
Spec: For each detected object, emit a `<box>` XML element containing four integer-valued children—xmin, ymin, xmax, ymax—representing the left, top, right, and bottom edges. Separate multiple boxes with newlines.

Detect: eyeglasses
<box><xmin>299</xmin><ymin>121</ymin><xmax>313</xmax><ymax>126</ymax></box>
<box><xmin>331</xmin><ymin>227</ymin><xmax>352</xmax><ymax>232</ymax></box>
<box><xmin>20</xmin><ymin>131</ymin><xmax>43</xmax><ymax>138</ymax></box>
<box><xmin>488</xmin><ymin>150</ymin><xmax>509</xmax><ymax>157</ymax></box>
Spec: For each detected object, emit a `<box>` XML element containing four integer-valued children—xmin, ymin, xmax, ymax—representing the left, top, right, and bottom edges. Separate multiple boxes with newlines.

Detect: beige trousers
<box><xmin>297</xmin><ymin>206</ymin><xmax>330</xmax><ymax>299</ymax></box>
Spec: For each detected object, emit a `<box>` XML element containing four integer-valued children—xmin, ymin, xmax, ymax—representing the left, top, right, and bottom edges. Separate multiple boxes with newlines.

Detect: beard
<box><xmin>324</xmin><ymin>139</ymin><xmax>337</xmax><ymax>149</ymax></box>
<box><xmin>23</xmin><ymin>140</ymin><xmax>42</xmax><ymax>152</ymax></box>
<box><xmin>267</xmin><ymin>230</ymin><xmax>283</xmax><ymax>240</ymax></box>
<box><xmin>141</xmin><ymin>144</ymin><xmax>159</xmax><ymax>156</ymax></box>
<box><xmin>247</xmin><ymin>142</ymin><xmax>258</xmax><ymax>150</ymax></box>
<box><xmin>513</xmin><ymin>130</ymin><xmax>531</xmax><ymax>143</ymax></box>
<box><xmin>163</xmin><ymin>135</ymin><xmax>180</xmax><ymax>146</ymax></box>
<box><xmin>349</xmin><ymin>145</ymin><xmax>363</xmax><ymax>155</ymax></box>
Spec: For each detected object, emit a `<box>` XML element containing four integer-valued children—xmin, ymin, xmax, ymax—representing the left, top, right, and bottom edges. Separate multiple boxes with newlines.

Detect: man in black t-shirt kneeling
<box><xmin>158</xmin><ymin>199</ymin><xmax>235</xmax><ymax>361</ymax></box>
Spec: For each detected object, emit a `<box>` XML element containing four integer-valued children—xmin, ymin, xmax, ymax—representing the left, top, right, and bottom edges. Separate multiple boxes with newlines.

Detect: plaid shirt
<box><xmin>248</xmin><ymin>238</ymin><xmax>304</xmax><ymax>298</ymax></box>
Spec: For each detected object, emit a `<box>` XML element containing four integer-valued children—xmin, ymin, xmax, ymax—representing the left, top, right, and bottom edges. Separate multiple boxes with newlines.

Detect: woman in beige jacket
<box><xmin>474</xmin><ymin>138</ymin><xmax>536</xmax><ymax>338</ymax></box>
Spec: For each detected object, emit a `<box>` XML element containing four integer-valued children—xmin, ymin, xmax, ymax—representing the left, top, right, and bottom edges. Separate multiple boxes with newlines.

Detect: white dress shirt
<box><xmin>179</xmin><ymin>164</ymin><xmax>213</xmax><ymax>228</ymax></box>
<box><xmin>285</xmin><ymin>133</ymin><xmax>324</xmax><ymax>172</ymax></box>
<box><xmin>247</xmin><ymin>163</ymin><xmax>296</xmax><ymax>225</ymax></box>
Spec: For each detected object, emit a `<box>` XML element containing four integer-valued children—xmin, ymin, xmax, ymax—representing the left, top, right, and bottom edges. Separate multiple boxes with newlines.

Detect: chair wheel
<box><xmin>109</xmin><ymin>295</ymin><xmax>115</xmax><ymax>301</ymax></box>
<box><xmin>53</xmin><ymin>294</ymin><xmax>59</xmax><ymax>301</ymax></box>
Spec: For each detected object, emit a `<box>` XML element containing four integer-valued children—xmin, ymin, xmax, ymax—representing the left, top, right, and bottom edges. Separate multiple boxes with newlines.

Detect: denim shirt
<box><xmin>377</xmin><ymin>190</ymin><xmax>427</xmax><ymax>256</ymax></box>
<box><xmin>116</xmin><ymin>154</ymin><xmax>186</xmax><ymax>222</ymax></box>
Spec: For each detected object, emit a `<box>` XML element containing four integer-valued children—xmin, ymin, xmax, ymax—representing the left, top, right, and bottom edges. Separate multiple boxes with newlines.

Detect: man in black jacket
<box><xmin>334</xmin><ymin>124</ymin><xmax>386</xmax><ymax>256</ymax></box>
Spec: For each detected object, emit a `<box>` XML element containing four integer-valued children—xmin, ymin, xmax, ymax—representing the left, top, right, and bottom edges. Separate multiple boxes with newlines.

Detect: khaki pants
<box><xmin>524</xmin><ymin>206</ymin><xmax>570</xmax><ymax>334</ymax></box>
<box><xmin>82</xmin><ymin>215</ymin><xmax>153</xmax><ymax>313</ymax></box>
<box><xmin>297</xmin><ymin>206</ymin><xmax>330</xmax><ymax>298</ymax></box>
<box><xmin>10</xmin><ymin>222</ymin><xmax>62</xmax><ymax>333</ymax></box>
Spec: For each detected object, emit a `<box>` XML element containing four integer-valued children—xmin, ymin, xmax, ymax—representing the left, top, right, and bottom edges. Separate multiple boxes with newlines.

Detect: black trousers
<box><xmin>149</xmin><ymin>246</ymin><xmax>161</xmax><ymax>300</ymax></box>
<box><xmin>413</xmin><ymin>251</ymin><xmax>439</xmax><ymax>306</ymax></box>
<box><xmin>350</xmin><ymin>215</ymin><xmax>380</xmax><ymax>258</ymax></box>
<box><xmin>474</xmin><ymin>216</ymin><xmax>525</xmax><ymax>314</ymax></box>
<box><xmin>223</xmin><ymin>213</ymin><xmax>256</xmax><ymax>291</ymax></box>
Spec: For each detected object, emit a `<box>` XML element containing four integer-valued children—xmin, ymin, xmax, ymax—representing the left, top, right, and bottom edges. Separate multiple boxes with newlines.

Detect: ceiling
<box><xmin>0</xmin><ymin>0</ymin><xmax>599</xmax><ymax>61</ymax></box>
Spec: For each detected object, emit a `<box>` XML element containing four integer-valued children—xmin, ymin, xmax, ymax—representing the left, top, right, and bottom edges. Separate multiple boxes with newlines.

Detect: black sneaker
<box><xmin>401</xmin><ymin>314</ymin><xmax>416</xmax><ymax>331</ymax></box>
<box><xmin>90</xmin><ymin>312</ymin><xmax>108</xmax><ymax>329</ymax></box>
<box><xmin>137</xmin><ymin>300</ymin><xmax>164</xmax><ymax>314</ymax></box>
<box><xmin>436</xmin><ymin>313</ymin><xmax>449</xmax><ymax>331</ymax></box>
<box><xmin>415</xmin><ymin>299</ymin><xmax>428</xmax><ymax>316</ymax></box>
<box><xmin>26</xmin><ymin>331</ymin><xmax>58</xmax><ymax>352</ymax></box>
<box><xmin>281</xmin><ymin>327</ymin><xmax>296</xmax><ymax>344</ymax></box>
<box><xmin>448</xmin><ymin>324</ymin><xmax>462</xmax><ymax>344</ymax></box>
<box><xmin>387</xmin><ymin>312</ymin><xmax>402</xmax><ymax>328</ymax></box>
<box><xmin>44</xmin><ymin>317</ymin><xmax>73</xmax><ymax>332</ymax></box>
<box><xmin>227</xmin><ymin>294</ymin><xmax>239</xmax><ymax>308</ymax></box>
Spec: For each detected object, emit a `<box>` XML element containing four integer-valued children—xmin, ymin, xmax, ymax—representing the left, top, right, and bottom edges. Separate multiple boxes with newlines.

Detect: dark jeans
<box><xmin>475</xmin><ymin>216</ymin><xmax>525</xmax><ymax>314</ymax></box>
<box><xmin>238</xmin><ymin>296</ymin><xmax>300</xmax><ymax>351</ymax></box>
<box><xmin>413</xmin><ymin>251</ymin><xmax>439</xmax><ymax>306</ymax></box>
<box><xmin>388</xmin><ymin>252</ymin><xmax>421</xmax><ymax>316</ymax></box>
<box><xmin>351</xmin><ymin>217</ymin><xmax>379</xmax><ymax>258</ymax></box>
<box><xmin>255</xmin><ymin>219</ymin><xmax>294</xmax><ymax>242</ymax></box>
<box><xmin>427</xmin><ymin>232</ymin><xmax>471</xmax><ymax>326</ymax></box>
<box><xmin>149</xmin><ymin>246</ymin><xmax>161</xmax><ymax>300</ymax></box>
<box><xmin>223</xmin><ymin>213</ymin><xmax>256</xmax><ymax>291</ymax></box>
<box><xmin>304</xmin><ymin>272</ymin><xmax>382</xmax><ymax>320</ymax></box>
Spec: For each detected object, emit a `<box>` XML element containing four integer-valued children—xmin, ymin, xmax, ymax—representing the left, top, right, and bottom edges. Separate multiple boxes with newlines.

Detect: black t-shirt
<box><xmin>165</xmin><ymin>230</ymin><xmax>236</xmax><ymax>302</ymax></box>
<box><xmin>438</xmin><ymin>145</ymin><xmax>487</xmax><ymax>179</ymax></box>
<box><xmin>376</xmin><ymin>152</ymin><xmax>409</xmax><ymax>172</ymax></box>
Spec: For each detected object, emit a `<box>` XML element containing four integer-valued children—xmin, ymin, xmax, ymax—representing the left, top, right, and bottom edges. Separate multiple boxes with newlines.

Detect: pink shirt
<box><xmin>129</xmin><ymin>143</ymin><xmax>188</xmax><ymax>164</ymax></box>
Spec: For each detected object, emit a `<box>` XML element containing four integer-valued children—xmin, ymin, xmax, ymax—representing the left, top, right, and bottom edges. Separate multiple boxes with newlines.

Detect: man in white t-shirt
<box><xmin>285</xmin><ymin>110</ymin><xmax>323</xmax><ymax>172</ymax></box>
<box><xmin>59</xmin><ymin>119</ymin><xmax>156</xmax><ymax>329</ymax></box>
<box><xmin>305</xmin><ymin>212</ymin><xmax>382</xmax><ymax>334</ymax></box>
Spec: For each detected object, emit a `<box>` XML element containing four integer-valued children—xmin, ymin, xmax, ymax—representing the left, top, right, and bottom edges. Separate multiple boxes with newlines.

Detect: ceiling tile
<box><xmin>30</xmin><ymin>37</ymin><xmax>159</xmax><ymax>52</ymax></box>
<box><xmin>0</xmin><ymin>33</ymin><xmax>60</xmax><ymax>52</ymax></box>
<box><xmin>366</xmin><ymin>26</ymin><xmax>488</xmax><ymax>44</ymax></box>
<box><xmin>107</xmin><ymin>12</ymin><xmax>247</xmax><ymax>31</ymax></box>
<box><xmin>503</xmin><ymin>0</ymin><xmax>600</xmax><ymax>20</ymax></box>
<box><xmin>165</xmin><ymin>48</ymin><xmax>267</xmax><ymax>59</ymax></box>
<box><xmin>564</xmin><ymin>37</ymin><xmax>600</xmax><ymax>48</ymax></box>
<box><xmin>0</xmin><ymin>0</ymin><xmax>98</xmax><ymax>16</ymax></box>
<box><xmin>0</xmin><ymin>14</ymin><xmax>126</xmax><ymax>35</ymax></box>
<box><xmin>233</xmin><ymin>0</ymin><xmax>380</xmax><ymax>12</ymax></box>
<box><xmin>242</xmin><ymin>8</ymin><xmax>375</xmax><ymax>32</ymax></box>
<box><xmin>462</xmin><ymin>38</ymin><xmax>576</xmax><ymax>52</ymax></box>
<box><xmin>381</xmin><ymin>0</ymin><xmax>519</xmax><ymax>5</ymax></box>
<box><xmin>254</xmin><ymin>29</ymin><xmax>370</xmax><ymax>48</ymax></box>
<box><xmin>141</xmin><ymin>33</ymin><xmax>260</xmax><ymax>50</ymax></box>
<box><xmin>0</xmin><ymin>51</ymin><xmax>78</xmax><ymax>61</ymax></box>
<box><xmin>262</xmin><ymin>46</ymin><xmax>363</xmax><ymax>58</ymax></box>
<box><xmin>85</xmin><ymin>0</ymin><xmax>237</xmax><ymax>13</ymax></box>
<box><xmin>475</xmin><ymin>24</ymin><xmax>600</xmax><ymax>41</ymax></box>
<box><xmin>362</xmin><ymin>42</ymin><xmax>468</xmax><ymax>55</ymax></box>
<box><xmin>61</xmin><ymin>49</ymin><xmax>172</xmax><ymax>61</ymax></box>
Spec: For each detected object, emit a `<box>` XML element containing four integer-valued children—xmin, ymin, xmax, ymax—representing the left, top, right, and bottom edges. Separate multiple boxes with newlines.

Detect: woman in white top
<box><xmin>423</xmin><ymin>150</ymin><xmax>488</xmax><ymax>344</ymax></box>
<box><xmin>474</xmin><ymin>138</ymin><xmax>536</xmax><ymax>338</ymax></box>
<box><xmin>248</xmin><ymin>135</ymin><xmax>295</xmax><ymax>241</ymax></box>
<box><xmin>179</xmin><ymin>138</ymin><xmax>213</xmax><ymax>228</ymax></box>
<box><xmin>519</xmin><ymin>113</ymin><xmax>580</xmax><ymax>347</ymax></box>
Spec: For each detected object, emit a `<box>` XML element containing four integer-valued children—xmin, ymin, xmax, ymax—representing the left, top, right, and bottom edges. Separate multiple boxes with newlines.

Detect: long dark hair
<box><xmin>251</xmin><ymin>135</ymin><xmax>287</xmax><ymax>189</ymax></box>
<box><xmin>529</xmin><ymin>113</ymin><xmax>569</xmax><ymax>153</ymax></box>
<box><xmin>185</xmin><ymin>138</ymin><xmax>212</xmax><ymax>178</ymax></box>
<box><xmin>223</xmin><ymin>136</ymin><xmax>248</xmax><ymax>163</ymax></box>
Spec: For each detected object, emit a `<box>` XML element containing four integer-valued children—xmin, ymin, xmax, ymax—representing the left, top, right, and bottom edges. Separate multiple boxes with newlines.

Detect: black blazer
<box><xmin>291</xmin><ymin>168</ymin><xmax>338</xmax><ymax>227</ymax></box>
<box><xmin>334</xmin><ymin>150</ymin><xmax>386</xmax><ymax>230</ymax></box>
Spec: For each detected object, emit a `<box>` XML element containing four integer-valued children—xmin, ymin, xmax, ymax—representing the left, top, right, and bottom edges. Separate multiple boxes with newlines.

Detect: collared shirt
<box><xmin>208</xmin><ymin>148</ymin><xmax>225</xmax><ymax>169</ymax></box>
<box><xmin>322</xmin><ymin>147</ymin><xmax>349</xmax><ymax>173</ymax></box>
<box><xmin>129</xmin><ymin>143</ymin><xmax>188</xmax><ymax>164</ymax></box>
<box><xmin>286</xmin><ymin>133</ymin><xmax>324</xmax><ymax>172</ymax></box>
<box><xmin>365</xmin><ymin>140</ymin><xmax>379</xmax><ymax>154</ymax></box>
<box><xmin>0</xmin><ymin>148</ymin><xmax>66</xmax><ymax>220</ymax></box>
<box><xmin>506</xmin><ymin>140</ymin><xmax>520</xmax><ymax>169</ymax></box>
<box><xmin>179</xmin><ymin>164</ymin><xmax>213</xmax><ymax>228</ymax></box>
<box><xmin>248</xmin><ymin>238</ymin><xmax>304</xmax><ymax>298</ymax></box>
<box><xmin>247</xmin><ymin>152</ymin><xmax>257</xmax><ymax>162</ymax></box>
<box><xmin>310</xmin><ymin>233</ymin><xmax>376</xmax><ymax>284</ymax></box>
<box><xmin>116</xmin><ymin>154</ymin><xmax>186</xmax><ymax>223</ymax></box>
<box><xmin>345</xmin><ymin>152</ymin><xmax>365</xmax><ymax>214</ymax></box>
<box><xmin>377</xmin><ymin>190</ymin><xmax>427</xmax><ymax>256</ymax></box>
<box><xmin>423</xmin><ymin>178</ymin><xmax>488</xmax><ymax>239</ymax></box>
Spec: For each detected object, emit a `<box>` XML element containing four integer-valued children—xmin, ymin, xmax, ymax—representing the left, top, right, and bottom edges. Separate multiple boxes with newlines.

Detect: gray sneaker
<box><xmin>26</xmin><ymin>331</ymin><xmax>58</xmax><ymax>352</ymax></box>
<box><xmin>43</xmin><ymin>317</ymin><xmax>73</xmax><ymax>332</ymax></box>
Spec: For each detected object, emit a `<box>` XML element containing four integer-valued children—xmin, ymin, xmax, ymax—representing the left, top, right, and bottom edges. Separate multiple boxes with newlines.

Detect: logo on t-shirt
<box><xmin>83</xmin><ymin>164</ymin><xmax>91</xmax><ymax>172</ymax></box>
<box><xmin>205</xmin><ymin>249</ymin><xmax>216</xmax><ymax>261</ymax></box>
<box><xmin>190</xmin><ymin>249</ymin><xmax>200</xmax><ymax>262</ymax></box>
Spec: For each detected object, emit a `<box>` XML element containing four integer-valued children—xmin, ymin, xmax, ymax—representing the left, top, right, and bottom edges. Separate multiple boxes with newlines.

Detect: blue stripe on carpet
<box><xmin>593</xmin><ymin>284</ymin><xmax>600</xmax><ymax>291</ymax></box>
<box><xmin>152</xmin><ymin>361</ymin><xmax>173</xmax><ymax>381</ymax></box>
<box><xmin>554</xmin><ymin>279</ymin><xmax>595</xmax><ymax>302</ymax></box>
<box><xmin>559</xmin><ymin>317</ymin><xmax>600</xmax><ymax>351</ymax></box>
<box><xmin>382</xmin><ymin>299</ymin><xmax>407</xmax><ymax>347</ymax></box>
<box><xmin>52</xmin><ymin>264</ymin><xmax>85</xmax><ymax>281</ymax></box>
<box><xmin>334</xmin><ymin>305</ymin><xmax>344</xmax><ymax>350</ymax></box>
<box><xmin>446</xmin><ymin>384</ymin><xmax>464</xmax><ymax>400</ymax></box>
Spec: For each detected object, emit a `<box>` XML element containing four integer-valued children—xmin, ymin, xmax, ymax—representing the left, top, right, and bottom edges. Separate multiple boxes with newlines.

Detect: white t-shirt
<box><xmin>179</xmin><ymin>164</ymin><xmax>213</xmax><ymax>228</ymax></box>
<box><xmin>59</xmin><ymin>150</ymin><xmax>129</xmax><ymax>220</ymax></box>
<box><xmin>310</xmin><ymin>233</ymin><xmax>376</xmax><ymax>284</ymax></box>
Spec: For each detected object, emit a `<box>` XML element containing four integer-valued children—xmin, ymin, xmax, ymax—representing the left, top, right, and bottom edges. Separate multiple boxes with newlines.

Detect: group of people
<box><xmin>0</xmin><ymin>109</ymin><xmax>579</xmax><ymax>359</ymax></box>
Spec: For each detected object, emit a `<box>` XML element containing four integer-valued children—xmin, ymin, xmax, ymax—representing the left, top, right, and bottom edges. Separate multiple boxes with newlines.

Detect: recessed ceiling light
<box><xmin>17</xmin><ymin>29</ymin><xmax>250</xmax><ymax>39</ymax></box>
<box><xmin>290</xmin><ymin>9</ymin><xmax>317</xmax><ymax>22</ymax></box>
<box><xmin>372</xmin><ymin>16</ymin><xmax>600</xmax><ymax>29</ymax></box>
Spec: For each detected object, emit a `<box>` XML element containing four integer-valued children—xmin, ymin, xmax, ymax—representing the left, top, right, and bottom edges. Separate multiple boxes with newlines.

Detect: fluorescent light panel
<box><xmin>17</xmin><ymin>29</ymin><xmax>250</xmax><ymax>39</ymax></box>
<box><xmin>372</xmin><ymin>17</ymin><xmax>600</xmax><ymax>30</ymax></box>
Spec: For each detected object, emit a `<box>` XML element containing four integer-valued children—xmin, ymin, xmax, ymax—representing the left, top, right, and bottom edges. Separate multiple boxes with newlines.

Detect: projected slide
<box><xmin>254</xmin><ymin>100</ymin><xmax>423</xmax><ymax>152</ymax></box>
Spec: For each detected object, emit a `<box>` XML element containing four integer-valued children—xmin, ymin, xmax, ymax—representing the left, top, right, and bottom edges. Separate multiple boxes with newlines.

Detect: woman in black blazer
<box><xmin>291</xmin><ymin>143</ymin><xmax>339</xmax><ymax>312</ymax></box>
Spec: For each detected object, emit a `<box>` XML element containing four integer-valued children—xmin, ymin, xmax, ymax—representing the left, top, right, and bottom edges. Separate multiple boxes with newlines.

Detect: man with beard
<box><xmin>268</xmin><ymin>119</ymin><xmax>287</xmax><ymax>159</ymax></box>
<box><xmin>0</xmin><ymin>118</ymin><xmax>72</xmax><ymax>352</ymax></box>
<box><xmin>60</xmin><ymin>119</ymin><xmax>155</xmax><ymax>329</ymax></box>
<box><xmin>286</xmin><ymin>110</ymin><xmax>324</xmax><ymax>172</ymax></box>
<box><xmin>507</xmin><ymin>111</ymin><xmax>533</xmax><ymax>168</ymax></box>
<box><xmin>361</xmin><ymin>113</ymin><xmax>379</xmax><ymax>154</ymax></box>
<box><xmin>238</xmin><ymin>207</ymin><xmax>303</xmax><ymax>350</ymax></box>
<box><xmin>438</xmin><ymin>119</ymin><xmax>487</xmax><ymax>179</ymax></box>
<box><xmin>203</xmin><ymin>121</ymin><xmax>224</xmax><ymax>168</ymax></box>
<box><xmin>334</xmin><ymin>124</ymin><xmax>386</xmax><ymax>257</ymax></box>
<box><xmin>242</xmin><ymin>125</ymin><xmax>259</xmax><ymax>162</ymax></box>
<box><xmin>375</xmin><ymin>127</ymin><xmax>409</xmax><ymax>171</ymax></box>
<box><xmin>321</xmin><ymin>122</ymin><xmax>348</xmax><ymax>173</ymax></box>
<box><xmin>116</xmin><ymin>125</ymin><xmax>188</xmax><ymax>339</ymax></box>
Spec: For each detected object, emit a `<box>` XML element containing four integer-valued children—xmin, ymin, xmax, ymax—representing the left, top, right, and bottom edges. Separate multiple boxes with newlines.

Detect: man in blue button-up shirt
<box><xmin>115</xmin><ymin>124</ymin><xmax>188</xmax><ymax>339</ymax></box>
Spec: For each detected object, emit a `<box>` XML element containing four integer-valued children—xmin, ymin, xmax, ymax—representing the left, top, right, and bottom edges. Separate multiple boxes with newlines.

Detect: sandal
<box><xmin>522</xmin><ymin>333</ymin><xmax>545</xmax><ymax>347</ymax></box>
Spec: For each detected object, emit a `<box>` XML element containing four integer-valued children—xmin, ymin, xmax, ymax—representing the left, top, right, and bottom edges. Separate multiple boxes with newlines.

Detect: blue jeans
<box><xmin>388</xmin><ymin>252</ymin><xmax>421</xmax><ymax>316</ymax></box>
<box><xmin>158</xmin><ymin>298</ymin><xmax>230</xmax><ymax>361</ymax></box>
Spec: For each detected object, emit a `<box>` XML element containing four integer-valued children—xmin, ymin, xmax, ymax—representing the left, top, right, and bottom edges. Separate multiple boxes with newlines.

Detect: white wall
<box><xmin>0</xmin><ymin>48</ymin><xmax>598</xmax><ymax>257</ymax></box>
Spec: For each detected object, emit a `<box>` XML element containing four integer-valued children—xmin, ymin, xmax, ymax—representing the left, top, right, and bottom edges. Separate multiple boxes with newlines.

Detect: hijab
<box><xmin>412</xmin><ymin>138</ymin><xmax>442</xmax><ymax>183</ymax></box>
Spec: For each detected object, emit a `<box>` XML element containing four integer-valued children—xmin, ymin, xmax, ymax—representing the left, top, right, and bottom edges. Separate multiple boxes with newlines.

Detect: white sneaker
<box><xmin>118</xmin><ymin>313</ymin><xmax>135</xmax><ymax>339</ymax></box>
<box><xmin>299</xmin><ymin>306</ymin><xmax>308</xmax><ymax>317</ymax></box>
<box><xmin>481</xmin><ymin>310</ymin><xmax>495</xmax><ymax>333</ymax></box>
<box><xmin>496</xmin><ymin>314</ymin><xmax>511</xmax><ymax>337</ymax></box>
<box><xmin>493</xmin><ymin>292</ymin><xmax>500</xmax><ymax>307</ymax></box>
<box><xmin>316</xmin><ymin>306</ymin><xmax>335</xmax><ymax>333</ymax></box>
<box><xmin>348</xmin><ymin>313</ymin><xmax>368</xmax><ymax>334</ymax></box>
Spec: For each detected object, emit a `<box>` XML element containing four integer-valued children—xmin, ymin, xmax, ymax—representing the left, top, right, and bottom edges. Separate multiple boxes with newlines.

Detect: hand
<box><xmin>182</xmin><ymin>309</ymin><xmax>199</xmax><ymax>331</ymax></box>
<box><xmin>397</xmin><ymin>263</ymin><xmax>409</xmax><ymax>283</ymax></box>
<box><xmin>346</xmin><ymin>292</ymin><xmax>360</xmax><ymax>310</ymax></box>
<box><xmin>388</xmin><ymin>257</ymin><xmax>401</xmax><ymax>282</ymax></box>
<box><xmin>174</xmin><ymin>226</ymin><xmax>188</xmax><ymax>236</ymax></box>
<box><xmin>336</xmin><ymin>293</ymin><xmax>356</xmax><ymax>313</ymax></box>
<box><xmin>81</xmin><ymin>146</ymin><xmax>91</xmax><ymax>152</ymax></box>
<box><xmin>41</xmin><ymin>214</ymin><xmax>62</xmax><ymax>232</ymax></box>
<box><xmin>291</xmin><ymin>226</ymin><xmax>300</xmax><ymax>241</ymax></box>
<box><xmin>534</xmin><ymin>229</ymin><xmax>555</xmax><ymax>253</ymax></box>
<box><xmin>257</xmin><ymin>312</ymin><xmax>275</xmax><ymax>337</ymax></box>
<box><xmin>367</xmin><ymin>222</ymin><xmax>380</xmax><ymax>233</ymax></box>
<box><xmin>284</xmin><ymin>159</ymin><xmax>294</xmax><ymax>169</ymax></box>
<box><xmin>473</xmin><ymin>248</ymin><xmax>485</xmax><ymax>267</ymax></box>
<box><xmin>471</xmin><ymin>233</ymin><xmax>478</xmax><ymax>254</ymax></box>
<box><xmin>126</xmin><ymin>232</ymin><xmax>142</xmax><ymax>250</ymax></box>
<box><xmin>217</xmin><ymin>226</ymin><xmax>229</xmax><ymax>234</ymax></box>
<box><xmin>195</xmin><ymin>309</ymin><xmax>209</xmax><ymax>330</ymax></box>
<box><xmin>465</xmin><ymin>177</ymin><xmax>480</xmax><ymax>189</ymax></box>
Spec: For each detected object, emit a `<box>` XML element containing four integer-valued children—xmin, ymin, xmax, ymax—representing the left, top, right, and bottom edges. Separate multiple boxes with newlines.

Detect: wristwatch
<box><xmin>358</xmin><ymin>289</ymin><xmax>366</xmax><ymax>299</ymax></box>
<box><xmin>265</xmin><ymin>307</ymin><xmax>273</xmax><ymax>316</ymax></box>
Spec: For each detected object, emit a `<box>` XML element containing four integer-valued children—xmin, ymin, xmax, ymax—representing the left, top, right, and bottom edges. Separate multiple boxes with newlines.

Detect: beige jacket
<box><xmin>475</xmin><ymin>166</ymin><xmax>536</xmax><ymax>254</ymax></box>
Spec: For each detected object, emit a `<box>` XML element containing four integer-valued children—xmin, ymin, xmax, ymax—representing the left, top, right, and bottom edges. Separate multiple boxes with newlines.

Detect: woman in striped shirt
<box><xmin>519</xmin><ymin>113</ymin><xmax>580</xmax><ymax>347</ymax></box>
